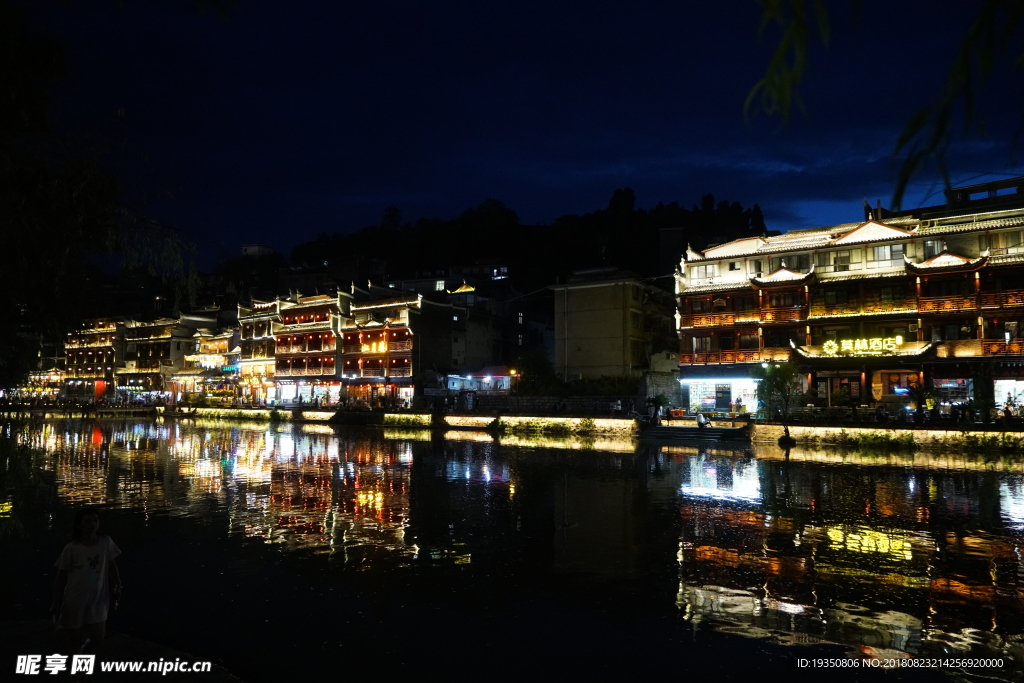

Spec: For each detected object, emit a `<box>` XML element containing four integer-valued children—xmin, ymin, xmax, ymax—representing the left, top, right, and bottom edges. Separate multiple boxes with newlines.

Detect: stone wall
<box><xmin>751</xmin><ymin>423</ymin><xmax>1024</xmax><ymax>450</ymax></box>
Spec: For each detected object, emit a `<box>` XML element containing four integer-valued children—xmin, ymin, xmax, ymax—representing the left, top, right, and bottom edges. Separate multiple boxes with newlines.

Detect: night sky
<box><xmin>20</xmin><ymin>0</ymin><xmax>1024</xmax><ymax>260</ymax></box>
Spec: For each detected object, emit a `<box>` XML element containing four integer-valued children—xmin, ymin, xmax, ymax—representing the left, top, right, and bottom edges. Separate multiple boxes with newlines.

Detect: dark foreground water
<box><xmin>2</xmin><ymin>419</ymin><xmax>1023</xmax><ymax>682</ymax></box>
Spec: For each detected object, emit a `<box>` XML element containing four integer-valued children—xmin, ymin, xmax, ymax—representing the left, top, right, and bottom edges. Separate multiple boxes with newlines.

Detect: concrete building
<box><xmin>550</xmin><ymin>268</ymin><xmax>677</xmax><ymax>382</ymax></box>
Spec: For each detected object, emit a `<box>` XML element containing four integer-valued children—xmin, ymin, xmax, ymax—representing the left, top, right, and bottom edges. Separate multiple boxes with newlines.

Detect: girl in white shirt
<box><xmin>51</xmin><ymin>508</ymin><xmax>122</xmax><ymax>653</ymax></box>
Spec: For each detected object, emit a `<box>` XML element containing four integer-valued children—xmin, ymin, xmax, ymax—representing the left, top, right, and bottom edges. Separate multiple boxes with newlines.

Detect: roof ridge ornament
<box><xmin>685</xmin><ymin>243</ymin><xmax>703</xmax><ymax>262</ymax></box>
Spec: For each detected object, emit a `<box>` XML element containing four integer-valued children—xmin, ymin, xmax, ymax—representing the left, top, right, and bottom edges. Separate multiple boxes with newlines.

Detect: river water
<box><xmin>2</xmin><ymin>419</ymin><xmax>1023</xmax><ymax>681</ymax></box>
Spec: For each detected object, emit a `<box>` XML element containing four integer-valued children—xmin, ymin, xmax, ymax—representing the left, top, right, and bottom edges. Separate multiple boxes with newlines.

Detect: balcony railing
<box><xmin>388</xmin><ymin>340</ymin><xmax>413</xmax><ymax>351</ymax></box>
<box><xmin>979</xmin><ymin>290</ymin><xmax>1024</xmax><ymax>308</ymax></box>
<box><xmin>863</xmin><ymin>299</ymin><xmax>918</xmax><ymax>314</ymax></box>
<box><xmin>360</xmin><ymin>368</ymin><xmax>385</xmax><ymax>377</ymax></box>
<box><xmin>809</xmin><ymin>303</ymin><xmax>860</xmax><ymax>317</ymax></box>
<box><xmin>342</xmin><ymin>344</ymin><xmax>361</xmax><ymax>354</ymax></box>
<box><xmin>919</xmin><ymin>295</ymin><xmax>976</xmax><ymax>312</ymax></box>
<box><xmin>981</xmin><ymin>339</ymin><xmax>1024</xmax><ymax>355</ymax></box>
<box><xmin>760</xmin><ymin>307</ymin><xmax>804</xmax><ymax>323</ymax></box>
<box><xmin>935</xmin><ymin>340</ymin><xmax>981</xmax><ymax>358</ymax></box>
<box><xmin>276</xmin><ymin>367</ymin><xmax>335</xmax><ymax>376</ymax></box>
<box><xmin>679</xmin><ymin>347</ymin><xmax>789</xmax><ymax>364</ymax></box>
<box><xmin>388</xmin><ymin>367</ymin><xmax>412</xmax><ymax>377</ymax></box>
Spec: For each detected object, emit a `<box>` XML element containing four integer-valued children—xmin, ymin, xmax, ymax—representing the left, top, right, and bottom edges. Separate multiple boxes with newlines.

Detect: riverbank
<box><xmin>752</xmin><ymin>423</ymin><xmax>1024</xmax><ymax>452</ymax></box>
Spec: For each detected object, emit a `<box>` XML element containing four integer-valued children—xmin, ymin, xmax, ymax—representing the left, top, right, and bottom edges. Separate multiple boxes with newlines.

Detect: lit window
<box><xmin>453</xmin><ymin>315</ymin><xmax>459</xmax><ymax>321</ymax></box>
<box><xmin>518</xmin><ymin>334</ymin><xmax>523</xmax><ymax>346</ymax></box>
<box><xmin>435</xmin><ymin>280</ymin><xmax>445</xmax><ymax>291</ymax></box>
<box><xmin>518</xmin><ymin>312</ymin><xmax>524</xmax><ymax>324</ymax></box>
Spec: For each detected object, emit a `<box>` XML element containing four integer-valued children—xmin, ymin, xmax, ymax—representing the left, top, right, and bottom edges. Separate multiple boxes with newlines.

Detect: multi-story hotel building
<box><xmin>237</xmin><ymin>298</ymin><xmax>294</xmax><ymax>404</ymax></box>
<box><xmin>676</xmin><ymin>180</ymin><xmax>1024</xmax><ymax>413</ymax></box>
<box><xmin>116</xmin><ymin>314</ymin><xmax>215</xmax><ymax>400</ymax></box>
<box><xmin>63</xmin><ymin>318</ymin><xmax>124</xmax><ymax>401</ymax></box>
<box><xmin>274</xmin><ymin>293</ymin><xmax>352</xmax><ymax>405</ymax></box>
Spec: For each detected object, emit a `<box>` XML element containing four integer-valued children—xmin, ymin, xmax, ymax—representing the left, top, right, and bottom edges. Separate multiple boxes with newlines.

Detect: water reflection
<box><xmin>11</xmin><ymin>420</ymin><xmax>1024</xmax><ymax>677</ymax></box>
<box><xmin>662</xmin><ymin>445</ymin><xmax>1024</xmax><ymax>672</ymax></box>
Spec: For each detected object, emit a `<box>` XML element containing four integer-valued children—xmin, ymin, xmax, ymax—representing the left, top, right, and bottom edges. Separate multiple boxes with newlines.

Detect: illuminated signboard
<box><xmin>821</xmin><ymin>336</ymin><xmax>903</xmax><ymax>356</ymax></box>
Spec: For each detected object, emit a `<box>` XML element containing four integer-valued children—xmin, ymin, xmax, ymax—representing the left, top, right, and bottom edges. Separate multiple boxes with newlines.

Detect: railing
<box><xmin>979</xmin><ymin>290</ymin><xmax>1024</xmax><ymax>308</ymax></box>
<box><xmin>679</xmin><ymin>348</ymin><xmax>789</xmax><ymax>364</ymax></box>
<box><xmin>65</xmin><ymin>341</ymin><xmax>116</xmax><ymax>349</ymax></box>
<box><xmin>342</xmin><ymin>345</ymin><xmax>361</xmax><ymax>354</ymax></box>
<box><xmin>809</xmin><ymin>303</ymin><xmax>860</xmax><ymax>317</ymax></box>
<box><xmin>918</xmin><ymin>295</ymin><xmax>976</xmax><ymax>312</ymax></box>
<box><xmin>862</xmin><ymin>299</ymin><xmax>918</xmax><ymax>314</ymax></box>
<box><xmin>760</xmin><ymin>307</ymin><xmax>804</xmax><ymax>323</ymax></box>
<box><xmin>276</xmin><ymin>345</ymin><xmax>336</xmax><ymax>354</ymax></box>
<box><xmin>276</xmin><ymin>367</ymin><xmax>335</xmax><ymax>376</ymax></box>
<box><xmin>388</xmin><ymin>340</ymin><xmax>413</xmax><ymax>351</ymax></box>
<box><xmin>935</xmin><ymin>340</ymin><xmax>982</xmax><ymax>358</ymax></box>
<box><xmin>388</xmin><ymin>367</ymin><xmax>412</xmax><ymax>377</ymax></box>
<box><xmin>361</xmin><ymin>368</ymin><xmax>385</xmax><ymax>377</ymax></box>
<box><xmin>981</xmin><ymin>339</ymin><xmax>1024</xmax><ymax>355</ymax></box>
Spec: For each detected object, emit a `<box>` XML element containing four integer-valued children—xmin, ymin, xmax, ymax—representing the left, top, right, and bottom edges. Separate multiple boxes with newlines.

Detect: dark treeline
<box><xmin>288</xmin><ymin>189</ymin><xmax>767</xmax><ymax>292</ymax></box>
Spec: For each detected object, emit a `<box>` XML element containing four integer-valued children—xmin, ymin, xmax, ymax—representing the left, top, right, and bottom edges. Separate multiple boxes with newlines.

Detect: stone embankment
<box><xmin>752</xmin><ymin>423</ymin><xmax>1024</xmax><ymax>451</ymax></box>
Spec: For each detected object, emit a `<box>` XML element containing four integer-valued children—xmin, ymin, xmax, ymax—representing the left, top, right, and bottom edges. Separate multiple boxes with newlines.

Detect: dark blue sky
<box><xmin>22</xmin><ymin>0</ymin><xmax>1024</xmax><ymax>258</ymax></box>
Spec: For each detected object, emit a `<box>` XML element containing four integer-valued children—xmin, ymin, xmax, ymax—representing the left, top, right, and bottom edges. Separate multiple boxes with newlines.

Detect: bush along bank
<box><xmin>494</xmin><ymin>416</ymin><xmax>636</xmax><ymax>437</ymax></box>
<box><xmin>753</xmin><ymin>423</ymin><xmax>1024</xmax><ymax>453</ymax></box>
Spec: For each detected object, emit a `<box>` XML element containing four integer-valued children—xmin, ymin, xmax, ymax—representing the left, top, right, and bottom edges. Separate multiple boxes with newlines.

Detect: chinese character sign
<box><xmin>822</xmin><ymin>336</ymin><xmax>904</xmax><ymax>356</ymax></box>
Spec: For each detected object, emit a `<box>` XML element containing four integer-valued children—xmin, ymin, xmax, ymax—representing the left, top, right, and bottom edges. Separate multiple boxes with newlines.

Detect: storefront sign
<box><xmin>821</xmin><ymin>336</ymin><xmax>904</xmax><ymax>356</ymax></box>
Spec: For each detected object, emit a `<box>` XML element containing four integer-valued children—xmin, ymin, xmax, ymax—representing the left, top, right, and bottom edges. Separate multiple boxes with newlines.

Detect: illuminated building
<box><xmin>339</xmin><ymin>283</ymin><xmax>468</xmax><ymax>407</ymax></box>
<box><xmin>237</xmin><ymin>298</ymin><xmax>294</xmax><ymax>404</ymax></box>
<box><xmin>676</xmin><ymin>177</ymin><xmax>1024</xmax><ymax>411</ymax></box>
<box><xmin>63</xmin><ymin>318</ymin><xmax>125</xmax><ymax>401</ymax></box>
<box><xmin>273</xmin><ymin>292</ymin><xmax>352</xmax><ymax>405</ymax></box>
<box><xmin>115</xmin><ymin>313</ymin><xmax>216</xmax><ymax>400</ymax></box>
<box><xmin>170</xmin><ymin>328</ymin><xmax>240</xmax><ymax>403</ymax></box>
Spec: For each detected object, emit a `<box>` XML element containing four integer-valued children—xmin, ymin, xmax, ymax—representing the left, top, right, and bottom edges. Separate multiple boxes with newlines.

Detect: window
<box><xmin>923</xmin><ymin>239</ymin><xmax>944</xmax><ymax>259</ymax></box>
<box><xmin>691</xmin><ymin>299</ymin><xmax>710</xmax><ymax>313</ymax></box>
<box><xmin>435</xmin><ymin>280</ymin><xmax>445</xmax><ymax>291</ymax></box>
<box><xmin>768</xmin><ymin>292</ymin><xmax>798</xmax><ymax>308</ymax></box>
<box><xmin>750</xmin><ymin>260</ymin><xmax>763</xmax><ymax>275</ymax></box>
<box><xmin>985</xmin><ymin>230</ymin><xmax>1024</xmax><ymax>254</ymax></box>
<box><xmin>734</xmin><ymin>294</ymin><xmax>756</xmax><ymax>312</ymax></box>
<box><xmin>868</xmin><ymin>243</ymin><xmax>904</xmax><ymax>267</ymax></box>
<box><xmin>631</xmin><ymin>311</ymin><xmax>643</xmax><ymax>329</ymax></box>
<box><xmin>718</xmin><ymin>335</ymin><xmax>734</xmax><ymax>350</ymax></box>
<box><xmin>517</xmin><ymin>311</ymin><xmax>524</xmax><ymax>324</ymax></box>
<box><xmin>769</xmin><ymin>254</ymin><xmax>809</xmax><ymax>273</ymax></box>
<box><xmin>824</xmin><ymin>289</ymin><xmax>849</xmax><ymax>305</ymax></box>
<box><xmin>518</xmin><ymin>334</ymin><xmax>523</xmax><ymax>346</ymax></box>
<box><xmin>728</xmin><ymin>261</ymin><xmax>741</xmax><ymax>271</ymax></box>
<box><xmin>690</xmin><ymin>264</ymin><xmax>716</xmax><ymax>280</ymax></box>
<box><xmin>692</xmin><ymin>336</ymin><xmax>711</xmax><ymax>353</ymax></box>
<box><xmin>453</xmin><ymin>315</ymin><xmax>459</xmax><ymax>321</ymax></box>
<box><xmin>739</xmin><ymin>334</ymin><xmax>759</xmax><ymax>349</ymax></box>
<box><xmin>817</xmin><ymin>250</ymin><xmax>853</xmax><ymax>272</ymax></box>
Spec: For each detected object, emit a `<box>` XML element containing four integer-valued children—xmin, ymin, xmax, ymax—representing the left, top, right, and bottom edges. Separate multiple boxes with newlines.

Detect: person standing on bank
<box><xmin>51</xmin><ymin>508</ymin><xmax>122</xmax><ymax>654</ymax></box>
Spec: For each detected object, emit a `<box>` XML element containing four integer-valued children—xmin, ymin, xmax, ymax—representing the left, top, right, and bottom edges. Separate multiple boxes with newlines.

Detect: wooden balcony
<box><xmin>388</xmin><ymin>340</ymin><xmax>413</xmax><ymax>351</ymax></box>
<box><xmin>679</xmin><ymin>348</ymin><xmax>789</xmax><ymax>364</ymax></box>
<box><xmin>918</xmin><ymin>295</ymin><xmax>976</xmax><ymax>313</ymax></box>
<box><xmin>935</xmin><ymin>340</ymin><xmax>981</xmax><ymax>358</ymax></box>
<box><xmin>388</xmin><ymin>367</ymin><xmax>412</xmax><ymax>377</ymax></box>
<box><xmin>862</xmin><ymin>299</ymin><xmax>918</xmax><ymax>314</ymax></box>
<box><xmin>809</xmin><ymin>303</ymin><xmax>860</xmax><ymax>318</ymax></box>
<box><xmin>276</xmin><ymin>345</ymin><xmax>336</xmax><ymax>354</ymax></box>
<box><xmin>342</xmin><ymin>344</ymin><xmax>361</xmax><ymax>354</ymax></box>
<box><xmin>276</xmin><ymin>367</ymin><xmax>335</xmax><ymax>376</ymax></box>
<box><xmin>981</xmin><ymin>339</ymin><xmax>1024</xmax><ymax>355</ymax></box>
<box><xmin>760</xmin><ymin>307</ymin><xmax>804</xmax><ymax>323</ymax></box>
<box><xmin>979</xmin><ymin>290</ymin><xmax>1024</xmax><ymax>308</ymax></box>
<box><xmin>361</xmin><ymin>368</ymin><xmax>385</xmax><ymax>377</ymax></box>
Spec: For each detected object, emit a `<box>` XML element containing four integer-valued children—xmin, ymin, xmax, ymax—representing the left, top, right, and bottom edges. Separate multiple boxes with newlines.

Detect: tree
<box><xmin>0</xmin><ymin>2</ymin><xmax>198</xmax><ymax>387</ymax></box>
<box><xmin>747</xmin><ymin>0</ymin><xmax>1024</xmax><ymax>208</ymax></box>
<box><xmin>751</xmin><ymin>361</ymin><xmax>801</xmax><ymax>444</ymax></box>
